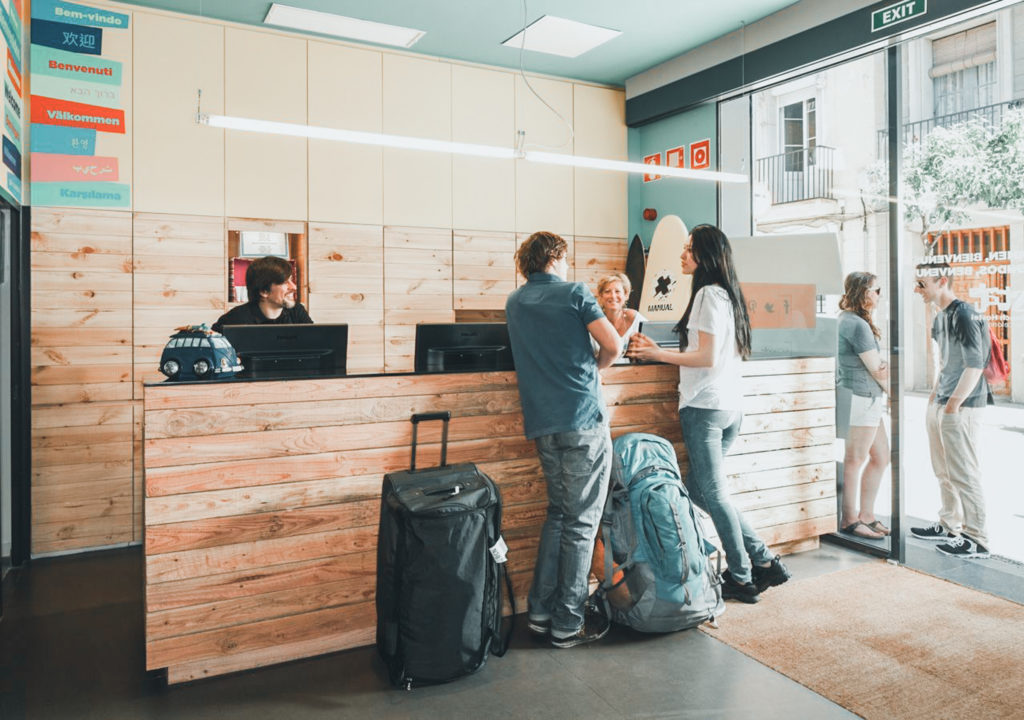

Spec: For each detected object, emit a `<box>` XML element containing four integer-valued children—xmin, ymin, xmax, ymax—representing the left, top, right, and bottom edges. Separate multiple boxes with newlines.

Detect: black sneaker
<box><xmin>936</xmin><ymin>534</ymin><xmax>990</xmax><ymax>559</ymax></box>
<box><xmin>751</xmin><ymin>556</ymin><xmax>791</xmax><ymax>593</ymax></box>
<box><xmin>527</xmin><ymin>616</ymin><xmax>550</xmax><ymax>636</ymax></box>
<box><xmin>550</xmin><ymin>613</ymin><xmax>609</xmax><ymax>648</ymax></box>
<box><xmin>721</xmin><ymin>570</ymin><xmax>760</xmax><ymax>604</ymax></box>
<box><xmin>910</xmin><ymin>522</ymin><xmax>955</xmax><ymax>541</ymax></box>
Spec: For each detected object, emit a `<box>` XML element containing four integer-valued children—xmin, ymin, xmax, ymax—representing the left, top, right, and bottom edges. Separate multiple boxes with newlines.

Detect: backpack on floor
<box><xmin>595</xmin><ymin>432</ymin><xmax>724</xmax><ymax>632</ymax></box>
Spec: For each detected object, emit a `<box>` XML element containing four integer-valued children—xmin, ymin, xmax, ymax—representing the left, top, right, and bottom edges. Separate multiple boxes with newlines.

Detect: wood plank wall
<box><xmin>31</xmin><ymin>209</ymin><xmax>136</xmax><ymax>554</ymax></box>
<box><xmin>29</xmin><ymin>208</ymin><xmax>628</xmax><ymax>554</ymax></box>
<box><xmin>142</xmin><ymin>358</ymin><xmax>835</xmax><ymax>683</ymax></box>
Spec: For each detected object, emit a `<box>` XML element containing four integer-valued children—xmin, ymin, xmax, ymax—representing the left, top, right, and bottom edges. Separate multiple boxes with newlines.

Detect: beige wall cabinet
<box><xmin>224</xmin><ymin>28</ymin><xmax>307</xmax><ymax>220</ymax></box>
<box><xmin>452</xmin><ymin>66</ymin><xmax>516</xmax><ymax>232</ymax></box>
<box><xmin>133</xmin><ymin>14</ymin><xmax>224</xmax><ymax>216</ymax></box>
<box><xmin>382</xmin><ymin>56</ymin><xmax>452</xmax><ymax>229</ymax></box>
<box><xmin>307</xmin><ymin>42</ymin><xmax>384</xmax><ymax>225</ymax></box>
<box><xmin>573</xmin><ymin>85</ymin><xmax>628</xmax><ymax>239</ymax></box>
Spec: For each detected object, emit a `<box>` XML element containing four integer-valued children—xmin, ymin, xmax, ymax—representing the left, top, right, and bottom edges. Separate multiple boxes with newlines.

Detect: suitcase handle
<box><xmin>410</xmin><ymin>412</ymin><xmax>451</xmax><ymax>471</ymax></box>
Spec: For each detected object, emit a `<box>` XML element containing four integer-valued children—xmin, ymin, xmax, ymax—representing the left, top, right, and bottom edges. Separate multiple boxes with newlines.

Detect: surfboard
<box><xmin>637</xmin><ymin>215</ymin><xmax>690</xmax><ymax>323</ymax></box>
<box><xmin>625</xmin><ymin>234</ymin><xmax>645</xmax><ymax>311</ymax></box>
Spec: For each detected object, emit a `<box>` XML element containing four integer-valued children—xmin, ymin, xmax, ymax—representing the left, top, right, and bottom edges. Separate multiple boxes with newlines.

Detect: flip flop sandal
<box><xmin>841</xmin><ymin>521</ymin><xmax>884</xmax><ymax>539</ymax></box>
<box><xmin>865</xmin><ymin>520</ymin><xmax>891</xmax><ymax>535</ymax></box>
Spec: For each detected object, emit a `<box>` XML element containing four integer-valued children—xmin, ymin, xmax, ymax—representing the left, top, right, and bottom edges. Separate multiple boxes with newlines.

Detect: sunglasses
<box><xmin>871</xmin><ymin>287</ymin><xmax>882</xmax><ymax>295</ymax></box>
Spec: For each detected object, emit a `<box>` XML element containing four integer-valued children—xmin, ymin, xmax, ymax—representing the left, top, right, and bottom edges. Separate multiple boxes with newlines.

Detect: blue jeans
<box><xmin>528</xmin><ymin>425</ymin><xmax>612</xmax><ymax>636</ymax></box>
<box><xmin>679</xmin><ymin>407</ymin><xmax>772</xmax><ymax>584</ymax></box>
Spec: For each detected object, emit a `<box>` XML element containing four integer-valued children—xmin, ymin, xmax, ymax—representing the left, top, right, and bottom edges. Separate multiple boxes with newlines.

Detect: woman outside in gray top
<box><xmin>837</xmin><ymin>272</ymin><xmax>890</xmax><ymax>539</ymax></box>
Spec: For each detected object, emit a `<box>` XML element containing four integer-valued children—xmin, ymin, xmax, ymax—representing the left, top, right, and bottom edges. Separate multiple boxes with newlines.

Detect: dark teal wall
<box><xmin>627</xmin><ymin>102</ymin><xmax>718</xmax><ymax>250</ymax></box>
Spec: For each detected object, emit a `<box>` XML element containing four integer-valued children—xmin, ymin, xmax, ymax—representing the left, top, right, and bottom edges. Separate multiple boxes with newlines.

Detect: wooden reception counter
<box><xmin>143</xmin><ymin>357</ymin><xmax>836</xmax><ymax>683</ymax></box>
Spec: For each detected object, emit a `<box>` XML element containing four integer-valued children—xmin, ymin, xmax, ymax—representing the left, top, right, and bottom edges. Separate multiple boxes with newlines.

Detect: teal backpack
<box><xmin>596</xmin><ymin>433</ymin><xmax>725</xmax><ymax>632</ymax></box>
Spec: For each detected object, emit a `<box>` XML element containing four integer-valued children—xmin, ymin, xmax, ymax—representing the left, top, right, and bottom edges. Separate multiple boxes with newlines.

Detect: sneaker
<box><xmin>721</xmin><ymin>570</ymin><xmax>760</xmax><ymax>604</ymax></box>
<box><xmin>550</xmin><ymin>609</ymin><xmax>609</xmax><ymax>649</ymax></box>
<box><xmin>527</xmin><ymin>616</ymin><xmax>550</xmax><ymax>636</ymax></box>
<box><xmin>936</xmin><ymin>534</ymin><xmax>990</xmax><ymax>559</ymax></box>
<box><xmin>910</xmin><ymin>522</ymin><xmax>956</xmax><ymax>541</ymax></box>
<box><xmin>751</xmin><ymin>556</ymin><xmax>791</xmax><ymax>594</ymax></box>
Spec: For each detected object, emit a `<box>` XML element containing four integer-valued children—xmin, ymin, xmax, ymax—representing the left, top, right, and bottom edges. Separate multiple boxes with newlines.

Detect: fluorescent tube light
<box><xmin>200</xmin><ymin>114</ymin><xmax>518</xmax><ymax>159</ymax></box>
<box><xmin>264</xmin><ymin>3</ymin><xmax>425</xmax><ymax>48</ymax></box>
<box><xmin>526</xmin><ymin>151</ymin><xmax>748</xmax><ymax>183</ymax></box>
<box><xmin>502</xmin><ymin>16</ymin><xmax>621</xmax><ymax>58</ymax></box>
<box><xmin>197</xmin><ymin>113</ymin><xmax>747</xmax><ymax>183</ymax></box>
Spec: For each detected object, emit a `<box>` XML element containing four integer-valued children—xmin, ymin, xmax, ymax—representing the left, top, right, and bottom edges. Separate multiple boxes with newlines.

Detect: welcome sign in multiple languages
<box><xmin>0</xmin><ymin>0</ymin><xmax>23</xmax><ymax>206</ymax></box>
<box><xmin>30</xmin><ymin>0</ymin><xmax>130</xmax><ymax>208</ymax></box>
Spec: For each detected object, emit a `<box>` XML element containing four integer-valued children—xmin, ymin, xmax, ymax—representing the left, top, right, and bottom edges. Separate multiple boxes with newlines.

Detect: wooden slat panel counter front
<box><xmin>143</xmin><ymin>357</ymin><xmax>835</xmax><ymax>683</ymax></box>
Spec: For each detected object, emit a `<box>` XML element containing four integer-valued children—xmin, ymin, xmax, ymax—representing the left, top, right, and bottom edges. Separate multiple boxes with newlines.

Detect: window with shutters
<box><xmin>931</xmin><ymin>22</ymin><xmax>997</xmax><ymax>117</ymax></box>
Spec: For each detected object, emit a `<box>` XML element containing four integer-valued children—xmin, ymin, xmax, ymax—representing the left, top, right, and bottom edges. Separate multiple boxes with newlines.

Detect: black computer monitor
<box><xmin>414</xmin><ymin>323</ymin><xmax>514</xmax><ymax>373</ymax></box>
<box><xmin>220</xmin><ymin>324</ymin><xmax>348</xmax><ymax>378</ymax></box>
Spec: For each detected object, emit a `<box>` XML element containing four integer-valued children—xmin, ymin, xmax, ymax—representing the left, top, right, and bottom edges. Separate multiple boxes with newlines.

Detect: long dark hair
<box><xmin>839</xmin><ymin>271</ymin><xmax>881</xmax><ymax>340</ymax></box>
<box><xmin>673</xmin><ymin>224</ymin><xmax>752</xmax><ymax>358</ymax></box>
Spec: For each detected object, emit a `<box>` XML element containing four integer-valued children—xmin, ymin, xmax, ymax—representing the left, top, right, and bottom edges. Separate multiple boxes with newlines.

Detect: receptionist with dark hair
<box><xmin>212</xmin><ymin>256</ymin><xmax>313</xmax><ymax>332</ymax></box>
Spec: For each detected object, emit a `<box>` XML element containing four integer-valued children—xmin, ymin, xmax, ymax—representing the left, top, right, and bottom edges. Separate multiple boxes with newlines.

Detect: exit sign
<box><xmin>871</xmin><ymin>0</ymin><xmax>927</xmax><ymax>32</ymax></box>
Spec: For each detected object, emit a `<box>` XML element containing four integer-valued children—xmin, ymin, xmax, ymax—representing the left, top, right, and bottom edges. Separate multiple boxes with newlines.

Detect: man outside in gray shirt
<box><xmin>505</xmin><ymin>231</ymin><xmax>620</xmax><ymax>648</ymax></box>
<box><xmin>911</xmin><ymin>262</ymin><xmax>993</xmax><ymax>557</ymax></box>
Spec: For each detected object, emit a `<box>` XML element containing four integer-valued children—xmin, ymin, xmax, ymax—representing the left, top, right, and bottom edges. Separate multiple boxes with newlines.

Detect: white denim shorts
<box><xmin>849</xmin><ymin>393</ymin><xmax>885</xmax><ymax>427</ymax></box>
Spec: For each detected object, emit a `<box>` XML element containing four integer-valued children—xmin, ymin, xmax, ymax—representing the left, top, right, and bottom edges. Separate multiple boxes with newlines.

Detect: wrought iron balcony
<box><xmin>755</xmin><ymin>146</ymin><xmax>836</xmax><ymax>205</ymax></box>
<box><xmin>876</xmin><ymin>99</ymin><xmax>1022</xmax><ymax>157</ymax></box>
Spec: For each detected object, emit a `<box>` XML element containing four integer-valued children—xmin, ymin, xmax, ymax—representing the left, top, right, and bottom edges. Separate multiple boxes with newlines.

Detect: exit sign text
<box><xmin>871</xmin><ymin>0</ymin><xmax>926</xmax><ymax>33</ymax></box>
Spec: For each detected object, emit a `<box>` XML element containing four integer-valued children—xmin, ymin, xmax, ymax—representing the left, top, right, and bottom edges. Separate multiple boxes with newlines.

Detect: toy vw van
<box><xmin>159</xmin><ymin>325</ymin><xmax>243</xmax><ymax>381</ymax></box>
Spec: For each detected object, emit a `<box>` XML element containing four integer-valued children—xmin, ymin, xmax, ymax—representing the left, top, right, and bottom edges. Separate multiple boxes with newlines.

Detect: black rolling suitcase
<box><xmin>376</xmin><ymin>411</ymin><xmax>514</xmax><ymax>689</ymax></box>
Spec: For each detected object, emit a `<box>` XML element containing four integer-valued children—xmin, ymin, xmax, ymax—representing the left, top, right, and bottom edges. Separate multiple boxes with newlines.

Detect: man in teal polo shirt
<box><xmin>505</xmin><ymin>231</ymin><xmax>621</xmax><ymax>648</ymax></box>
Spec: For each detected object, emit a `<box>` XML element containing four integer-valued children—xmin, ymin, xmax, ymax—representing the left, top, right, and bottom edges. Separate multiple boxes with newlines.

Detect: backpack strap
<box><xmin>490</xmin><ymin>563</ymin><xmax>516</xmax><ymax>657</ymax></box>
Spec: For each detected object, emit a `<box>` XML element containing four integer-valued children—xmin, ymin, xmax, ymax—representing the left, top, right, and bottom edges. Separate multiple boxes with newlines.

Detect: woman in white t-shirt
<box><xmin>591</xmin><ymin>273</ymin><xmax>647</xmax><ymax>362</ymax></box>
<box><xmin>627</xmin><ymin>224</ymin><xmax>789</xmax><ymax>604</ymax></box>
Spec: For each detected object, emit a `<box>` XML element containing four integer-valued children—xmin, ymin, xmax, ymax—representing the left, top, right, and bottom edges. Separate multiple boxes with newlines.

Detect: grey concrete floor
<box><xmin>1</xmin><ymin>546</ymin><xmax>874</xmax><ymax>720</ymax></box>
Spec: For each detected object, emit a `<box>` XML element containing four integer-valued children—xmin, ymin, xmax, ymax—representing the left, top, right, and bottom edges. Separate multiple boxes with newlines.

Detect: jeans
<box><xmin>925</xmin><ymin>401</ymin><xmax>988</xmax><ymax>546</ymax></box>
<box><xmin>528</xmin><ymin>424</ymin><xmax>612</xmax><ymax>636</ymax></box>
<box><xmin>679</xmin><ymin>407</ymin><xmax>772</xmax><ymax>584</ymax></box>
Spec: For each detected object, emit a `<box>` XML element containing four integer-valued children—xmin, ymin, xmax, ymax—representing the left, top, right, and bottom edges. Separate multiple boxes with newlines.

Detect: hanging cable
<box><xmin>517</xmin><ymin>0</ymin><xmax>574</xmax><ymax>152</ymax></box>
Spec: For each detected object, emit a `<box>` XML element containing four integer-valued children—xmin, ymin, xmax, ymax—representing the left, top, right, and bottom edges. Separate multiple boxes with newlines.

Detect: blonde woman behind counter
<box><xmin>592</xmin><ymin>273</ymin><xmax>647</xmax><ymax>362</ymax></box>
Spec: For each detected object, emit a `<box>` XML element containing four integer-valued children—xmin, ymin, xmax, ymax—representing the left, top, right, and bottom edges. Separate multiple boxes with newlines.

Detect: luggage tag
<box><xmin>489</xmin><ymin>536</ymin><xmax>509</xmax><ymax>564</ymax></box>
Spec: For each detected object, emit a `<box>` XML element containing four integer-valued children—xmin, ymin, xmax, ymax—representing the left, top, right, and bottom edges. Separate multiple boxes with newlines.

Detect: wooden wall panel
<box><xmin>143</xmin><ymin>358</ymin><xmax>834</xmax><ymax>682</ymax></box>
<box><xmin>453</xmin><ymin>231</ymin><xmax>515</xmax><ymax>310</ymax></box>
<box><xmin>31</xmin><ymin>209</ymin><xmax>135</xmax><ymax>554</ymax></box>
<box><xmin>132</xmin><ymin>214</ymin><xmax>227</xmax><ymax>393</ymax></box>
<box><xmin>574</xmin><ymin>236</ymin><xmax>627</xmax><ymax>292</ymax></box>
<box><xmin>307</xmin><ymin>223</ymin><xmax>384</xmax><ymax>374</ymax></box>
<box><xmin>383</xmin><ymin>226</ymin><xmax>453</xmax><ymax>371</ymax></box>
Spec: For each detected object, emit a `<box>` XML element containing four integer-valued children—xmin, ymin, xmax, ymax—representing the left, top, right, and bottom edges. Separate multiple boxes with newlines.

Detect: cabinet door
<box><xmin>452</xmin><ymin>66</ymin><xmax>515</xmax><ymax>232</ymax></box>
<box><xmin>134</xmin><ymin>14</ymin><xmax>224</xmax><ymax>215</ymax></box>
<box><xmin>515</xmin><ymin>76</ymin><xmax>574</xmax><ymax>235</ymax></box>
<box><xmin>573</xmin><ymin>85</ymin><xmax>627</xmax><ymax>239</ymax></box>
<box><xmin>308</xmin><ymin>42</ymin><xmax>383</xmax><ymax>225</ymax></box>
<box><xmin>224</xmin><ymin>28</ymin><xmax>307</xmax><ymax>220</ymax></box>
<box><xmin>382</xmin><ymin>56</ymin><xmax>452</xmax><ymax>229</ymax></box>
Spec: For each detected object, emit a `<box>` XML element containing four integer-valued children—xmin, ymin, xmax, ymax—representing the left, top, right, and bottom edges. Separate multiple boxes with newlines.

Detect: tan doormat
<box><xmin>701</xmin><ymin>561</ymin><xmax>1024</xmax><ymax>719</ymax></box>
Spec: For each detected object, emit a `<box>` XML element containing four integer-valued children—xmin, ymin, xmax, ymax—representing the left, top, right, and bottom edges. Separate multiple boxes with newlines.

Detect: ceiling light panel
<box><xmin>264</xmin><ymin>3</ymin><xmax>425</xmax><ymax>48</ymax></box>
<box><xmin>502</xmin><ymin>16</ymin><xmax>621</xmax><ymax>58</ymax></box>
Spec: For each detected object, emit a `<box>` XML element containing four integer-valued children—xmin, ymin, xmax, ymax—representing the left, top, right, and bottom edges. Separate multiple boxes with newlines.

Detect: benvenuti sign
<box><xmin>871</xmin><ymin>0</ymin><xmax>927</xmax><ymax>33</ymax></box>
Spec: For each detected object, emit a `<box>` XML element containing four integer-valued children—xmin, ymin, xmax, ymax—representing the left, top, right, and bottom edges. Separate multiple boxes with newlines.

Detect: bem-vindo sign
<box><xmin>871</xmin><ymin>0</ymin><xmax>927</xmax><ymax>33</ymax></box>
